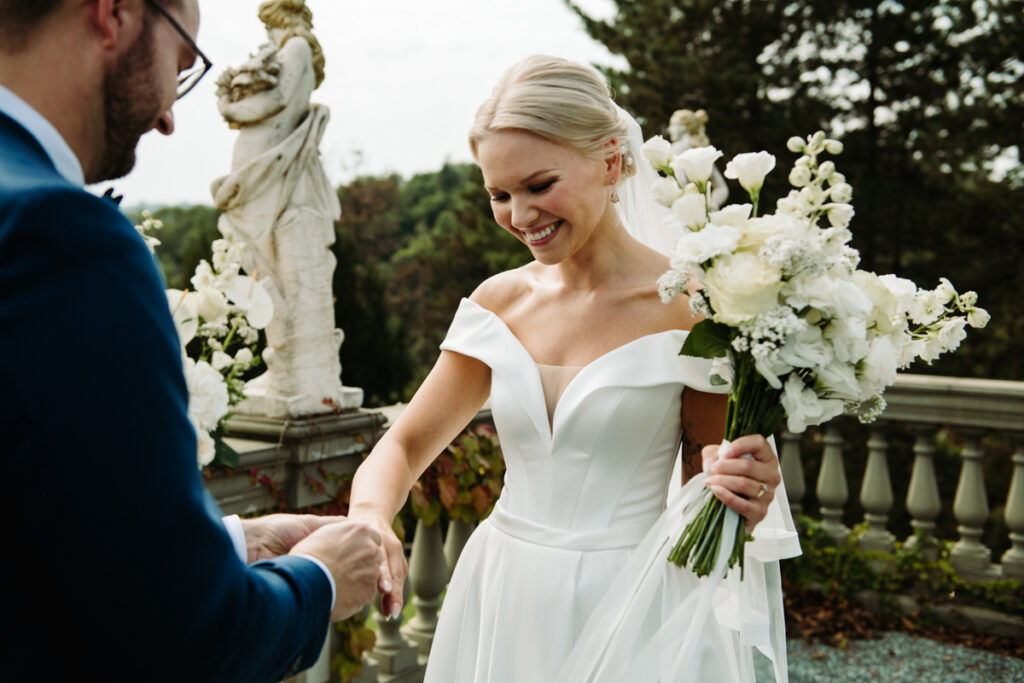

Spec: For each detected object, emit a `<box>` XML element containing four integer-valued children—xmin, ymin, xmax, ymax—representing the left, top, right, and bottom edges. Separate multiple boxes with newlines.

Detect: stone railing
<box><xmin>206</xmin><ymin>374</ymin><xmax>1024</xmax><ymax>682</ymax></box>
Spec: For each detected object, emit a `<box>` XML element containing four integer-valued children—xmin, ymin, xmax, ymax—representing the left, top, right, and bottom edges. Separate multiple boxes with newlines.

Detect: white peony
<box><xmin>724</xmin><ymin>151</ymin><xmax>776</xmax><ymax>192</ymax></box>
<box><xmin>778</xmin><ymin>324</ymin><xmax>833</xmax><ymax>369</ymax></box>
<box><xmin>703</xmin><ymin>251</ymin><xmax>783</xmax><ymax>325</ymax></box>
<box><xmin>641</xmin><ymin>135</ymin><xmax>673</xmax><ymax>169</ymax></box>
<box><xmin>671</xmin><ymin>193</ymin><xmax>708</xmax><ymax>230</ymax></box>
<box><xmin>670</xmin><ymin>146</ymin><xmax>723</xmax><ymax>184</ymax></box>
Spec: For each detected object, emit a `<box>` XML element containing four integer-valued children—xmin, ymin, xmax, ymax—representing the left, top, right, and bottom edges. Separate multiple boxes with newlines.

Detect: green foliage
<box><xmin>786</xmin><ymin>517</ymin><xmax>1024</xmax><ymax>617</ymax></box>
<box><xmin>330</xmin><ymin>608</ymin><xmax>376</xmax><ymax>683</ymax></box>
<box><xmin>410</xmin><ymin>424</ymin><xmax>505</xmax><ymax>526</ymax></box>
<box><xmin>568</xmin><ymin>0</ymin><xmax>1024</xmax><ymax>380</ymax></box>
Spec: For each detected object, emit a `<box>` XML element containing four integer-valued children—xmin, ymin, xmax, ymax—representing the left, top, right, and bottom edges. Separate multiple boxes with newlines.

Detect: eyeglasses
<box><xmin>145</xmin><ymin>0</ymin><xmax>213</xmax><ymax>100</ymax></box>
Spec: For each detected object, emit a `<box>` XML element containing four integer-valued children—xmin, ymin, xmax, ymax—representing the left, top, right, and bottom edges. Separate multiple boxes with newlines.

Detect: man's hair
<box><xmin>0</xmin><ymin>0</ymin><xmax>65</xmax><ymax>52</ymax></box>
<box><xmin>0</xmin><ymin>0</ymin><xmax>183</xmax><ymax>53</ymax></box>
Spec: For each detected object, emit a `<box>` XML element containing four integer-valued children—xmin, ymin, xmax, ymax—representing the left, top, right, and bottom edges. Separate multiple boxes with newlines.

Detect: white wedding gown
<box><xmin>425</xmin><ymin>299</ymin><xmax>801</xmax><ymax>682</ymax></box>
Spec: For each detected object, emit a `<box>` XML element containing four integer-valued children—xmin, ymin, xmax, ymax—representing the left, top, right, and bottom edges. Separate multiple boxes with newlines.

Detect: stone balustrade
<box><xmin>206</xmin><ymin>374</ymin><xmax>1023</xmax><ymax>682</ymax></box>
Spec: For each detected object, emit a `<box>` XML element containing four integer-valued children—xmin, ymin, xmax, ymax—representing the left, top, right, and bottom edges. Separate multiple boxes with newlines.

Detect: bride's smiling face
<box><xmin>476</xmin><ymin>129</ymin><xmax>615</xmax><ymax>264</ymax></box>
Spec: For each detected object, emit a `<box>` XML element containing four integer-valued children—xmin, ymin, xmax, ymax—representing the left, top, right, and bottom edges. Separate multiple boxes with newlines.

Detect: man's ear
<box><xmin>89</xmin><ymin>0</ymin><xmax>144</xmax><ymax>51</ymax></box>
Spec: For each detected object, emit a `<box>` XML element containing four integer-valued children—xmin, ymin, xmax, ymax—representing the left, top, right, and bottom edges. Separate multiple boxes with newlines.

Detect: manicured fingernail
<box><xmin>390</xmin><ymin>604</ymin><xmax>402</xmax><ymax>619</ymax></box>
<box><xmin>382</xmin><ymin>580</ymin><xmax>393</xmax><ymax>593</ymax></box>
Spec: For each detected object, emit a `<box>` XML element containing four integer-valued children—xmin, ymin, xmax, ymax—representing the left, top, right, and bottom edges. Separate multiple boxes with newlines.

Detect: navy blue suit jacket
<box><xmin>0</xmin><ymin>110</ymin><xmax>331</xmax><ymax>682</ymax></box>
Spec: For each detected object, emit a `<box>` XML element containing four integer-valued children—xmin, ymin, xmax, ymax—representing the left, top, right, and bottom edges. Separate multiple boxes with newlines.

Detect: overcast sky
<box><xmin>92</xmin><ymin>0</ymin><xmax>624</xmax><ymax>207</ymax></box>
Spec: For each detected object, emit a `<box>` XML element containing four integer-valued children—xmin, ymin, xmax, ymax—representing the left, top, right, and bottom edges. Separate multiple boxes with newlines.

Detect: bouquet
<box><xmin>640</xmin><ymin>132</ymin><xmax>989</xmax><ymax>578</ymax></box>
<box><xmin>137</xmin><ymin>213</ymin><xmax>273</xmax><ymax>467</ymax></box>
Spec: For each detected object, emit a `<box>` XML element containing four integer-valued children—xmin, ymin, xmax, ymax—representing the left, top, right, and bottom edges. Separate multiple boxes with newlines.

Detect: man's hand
<box><xmin>290</xmin><ymin>520</ymin><xmax>383</xmax><ymax>622</ymax></box>
<box><xmin>241</xmin><ymin>514</ymin><xmax>344</xmax><ymax>563</ymax></box>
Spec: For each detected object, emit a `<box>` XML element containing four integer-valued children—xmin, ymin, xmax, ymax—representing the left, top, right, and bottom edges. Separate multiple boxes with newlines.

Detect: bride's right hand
<box><xmin>349</xmin><ymin>511</ymin><xmax>407</xmax><ymax>619</ymax></box>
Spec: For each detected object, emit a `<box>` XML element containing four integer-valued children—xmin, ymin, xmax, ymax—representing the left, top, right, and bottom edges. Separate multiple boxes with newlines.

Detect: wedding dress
<box><xmin>424</xmin><ymin>298</ymin><xmax>800</xmax><ymax>682</ymax></box>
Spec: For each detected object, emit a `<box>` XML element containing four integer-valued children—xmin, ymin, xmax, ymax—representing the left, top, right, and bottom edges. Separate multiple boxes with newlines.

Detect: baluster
<box><xmin>816</xmin><ymin>422</ymin><xmax>849</xmax><ymax>543</ymax></box>
<box><xmin>779</xmin><ymin>430</ymin><xmax>805</xmax><ymax>523</ymax></box>
<box><xmin>905</xmin><ymin>426</ymin><xmax>941</xmax><ymax>560</ymax></box>
<box><xmin>859</xmin><ymin>424</ymin><xmax>895</xmax><ymax>553</ymax></box>
<box><xmin>402</xmin><ymin>518</ymin><xmax>447</xmax><ymax>659</ymax></box>
<box><xmin>369</xmin><ymin>575</ymin><xmax>420</xmax><ymax>681</ymax></box>
<box><xmin>443</xmin><ymin>517</ymin><xmax>475</xmax><ymax>580</ymax></box>
<box><xmin>951</xmin><ymin>430</ymin><xmax>995</xmax><ymax>579</ymax></box>
<box><xmin>1001</xmin><ymin>438</ymin><xmax>1024</xmax><ymax>580</ymax></box>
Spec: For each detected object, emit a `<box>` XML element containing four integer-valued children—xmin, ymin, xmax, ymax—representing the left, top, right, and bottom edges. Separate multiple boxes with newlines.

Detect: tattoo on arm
<box><xmin>680</xmin><ymin>422</ymin><xmax>703</xmax><ymax>481</ymax></box>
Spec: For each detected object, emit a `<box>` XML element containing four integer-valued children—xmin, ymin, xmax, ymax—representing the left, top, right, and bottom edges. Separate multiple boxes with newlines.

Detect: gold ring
<box><xmin>754</xmin><ymin>483</ymin><xmax>768</xmax><ymax>500</ymax></box>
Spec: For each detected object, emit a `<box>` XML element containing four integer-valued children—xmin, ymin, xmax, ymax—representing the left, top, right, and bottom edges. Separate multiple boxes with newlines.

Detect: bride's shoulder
<box><xmin>469</xmin><ymin>263</ymin><xmax>538</xmax><ymax>316</ymax></box>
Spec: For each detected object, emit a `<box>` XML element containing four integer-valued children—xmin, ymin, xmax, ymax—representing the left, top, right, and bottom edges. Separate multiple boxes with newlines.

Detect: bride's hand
<box><xmin>348</xmin><ymin>511</ymin><xmax>407</xmax><ymax>619</ymax></box>
<box><xmin>701</xmin><ymin>435</ymin><xmax>782</xmax><ymax>530</ymax></box>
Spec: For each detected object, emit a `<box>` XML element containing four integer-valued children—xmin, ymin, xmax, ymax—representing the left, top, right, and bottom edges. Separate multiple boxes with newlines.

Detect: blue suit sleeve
<box><xmin>0</xmin><ymin>188</ymin><xmax>331</xmax><ymax>682</ymax></box>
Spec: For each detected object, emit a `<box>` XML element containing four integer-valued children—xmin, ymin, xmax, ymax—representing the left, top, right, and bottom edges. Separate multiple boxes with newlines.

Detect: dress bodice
<box><xmin>440</xmin><ymin>298</ymin><xmax>721</xmax><ymax>537</ymax></box>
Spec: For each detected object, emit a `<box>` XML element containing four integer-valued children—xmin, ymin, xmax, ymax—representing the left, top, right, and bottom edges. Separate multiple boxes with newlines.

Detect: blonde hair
<box><xmin>258</xmin><ymin>0</ymin><xmax>325</xmax><ymax>88</ymax></box>
<box><xmin>469</xmin><ymin>55</ymin><xmax>636</xmax><ymax>179</ymax></box>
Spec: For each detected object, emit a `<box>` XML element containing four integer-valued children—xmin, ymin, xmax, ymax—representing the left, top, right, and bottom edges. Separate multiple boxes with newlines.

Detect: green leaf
<box><xmin>680</xmin><ymin>319</ymin><xmax>732</xmax><ymax>359</ymax></box>
<box><xmin>211</xmin><ymin>431</ymin><xmax>240</xmax><ymax>469</ymax></box>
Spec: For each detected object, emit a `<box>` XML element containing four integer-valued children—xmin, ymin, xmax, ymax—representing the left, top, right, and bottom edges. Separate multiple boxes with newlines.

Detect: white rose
<box><xmin>651</xmin><ymin>176</ymin><xmax>684</xmax><ymax>208</ymax></box>
<box><xmin>670</xmin><ymin>146</ymin><xmax>723</xmax><ymax>184</ymax></box>
<box><xmin>641</xmin><ymin>135</ymin><xmax>673</xmax><ymax>169</ymax></box>
<box><xmin>184</xmin><ymin>358</ymin><xmax>229</xmax><ymax>431</ymax></box>
<box><xmin>724</xmin><ymin>151</ymin><xmax>776</xmax><ymax>193</ymax></box>
<box><xmin>703</xmin><ymin>251</ymin><xmax>783</xmax><ymax>325</ymax></box>
<box><xmin>671</xmin><ymin>223</ymin><xmax>741</xmax><ymax>267</ymax></box>
<box><xmin>967</xmin><ymin>306</ymin><xmax>990</xmax><ymax>328</ymax></box>
<box><xmin>670</xmin><ymin>193</ymin><xmax>708</xmax><ymax>230</ymax></box>
<box><xmin>781</xmin><ymin>374</ymin><xmax>844</xmax><ymax>433</ymax></box>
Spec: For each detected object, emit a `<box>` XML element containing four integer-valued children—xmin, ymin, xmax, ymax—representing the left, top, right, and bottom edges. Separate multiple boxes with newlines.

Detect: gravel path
<box><xmin>760</xmin><ymin>632</ymin><xmax>1024</xmax><ymax>682</ymax></box>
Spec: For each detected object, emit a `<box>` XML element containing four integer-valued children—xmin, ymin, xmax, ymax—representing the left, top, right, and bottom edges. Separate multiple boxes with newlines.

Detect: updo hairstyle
<box><xmin>469</xmin><ymin>55</ymin><xmax>637</xmax><ymax>181</ymax></box>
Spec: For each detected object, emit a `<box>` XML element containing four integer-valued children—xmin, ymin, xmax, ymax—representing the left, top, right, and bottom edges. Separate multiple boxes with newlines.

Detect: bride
<box><xmin>349</xmin><ymin>55</ymin><xmax>799</xmax><ymax>682</ymax></box>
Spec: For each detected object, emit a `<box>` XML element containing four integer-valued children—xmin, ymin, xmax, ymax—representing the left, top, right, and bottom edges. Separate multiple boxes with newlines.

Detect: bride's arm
<box><xmin>681</xmin><ymin>390</ymin><xmax>781</xmax><ymax>529</ymax></box>
<box><xmin>348</xmin><ymin>348</ymin><xmax>491</xmax><ymax>618</ymax></box>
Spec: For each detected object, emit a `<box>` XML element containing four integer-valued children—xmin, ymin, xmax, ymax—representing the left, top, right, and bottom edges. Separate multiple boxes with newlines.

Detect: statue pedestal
<box><xmin>236</xmin><ymin>384</ymin><xmax>364</xmax><ymax>419</ymax></box>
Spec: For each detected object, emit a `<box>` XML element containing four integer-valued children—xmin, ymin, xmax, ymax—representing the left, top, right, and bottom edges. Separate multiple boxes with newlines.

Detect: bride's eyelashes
<box><xmin>487</xmin><ymin>179</ymin><xmax>558</xmax><ymax>203</ymax></box>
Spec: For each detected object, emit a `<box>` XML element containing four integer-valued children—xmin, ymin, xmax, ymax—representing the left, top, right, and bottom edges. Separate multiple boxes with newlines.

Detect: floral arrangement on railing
<box><xmin>136</xmin><ymin>213</ymin><xmax>272</xmax><ymax>467</ymax></box>
<box><xmin>640</xmin><ymin>132</ymin><xmax>989</xmax><ymax>578</ymax></box>
<box><xmin>410</xmin><ymin>423</ymin><xmax>504</xmax><ymax>526</ymax></box>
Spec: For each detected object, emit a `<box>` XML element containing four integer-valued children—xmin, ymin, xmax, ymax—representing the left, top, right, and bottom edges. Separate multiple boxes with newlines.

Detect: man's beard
<box><xmin>88</xmin><ymin>22</ymin><xmax>162</xmax><ymax>183</ymax></box>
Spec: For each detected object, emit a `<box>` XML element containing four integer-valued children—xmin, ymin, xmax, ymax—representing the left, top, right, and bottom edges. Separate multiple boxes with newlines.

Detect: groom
<box><xmin>0</xmin><ymin>1</ymin><xmax>384</xmax><ymax>681</ymax></box>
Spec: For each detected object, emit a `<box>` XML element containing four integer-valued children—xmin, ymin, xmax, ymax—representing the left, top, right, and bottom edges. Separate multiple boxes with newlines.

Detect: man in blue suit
<box><xmin>0</xmin><ymin>1</ymin><xmax>388</xmax><ymax>680</ymax></box>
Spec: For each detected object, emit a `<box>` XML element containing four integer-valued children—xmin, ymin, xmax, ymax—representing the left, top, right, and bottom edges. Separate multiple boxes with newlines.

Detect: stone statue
<box><xmin>211</xmin><ymin>0</ymin><xmax>362</xmax><ymax>417</ymax></box>
<box><xmin>669</xmin><ymin>108</ymin><xmax>729</xmax><ymax>210</ymax></box>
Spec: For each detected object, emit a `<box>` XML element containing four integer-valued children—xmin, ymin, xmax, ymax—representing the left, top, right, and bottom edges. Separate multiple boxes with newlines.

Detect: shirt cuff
<box><xmin>222</xmin><ymin>514</ymin><xmax>248</xmax><ymax>563</ymax></box>
<box><xmin>293</xmin><ymin>553</ymin><xmax>337</xmax><ymax>610</ymax></box>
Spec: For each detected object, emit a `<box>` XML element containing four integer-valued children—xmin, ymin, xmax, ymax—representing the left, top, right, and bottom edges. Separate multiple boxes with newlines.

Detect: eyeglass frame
<box><xmin>144</xmin><ymin>0</ymin><xmax>213</xmax><ymax>100</ymax></box>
